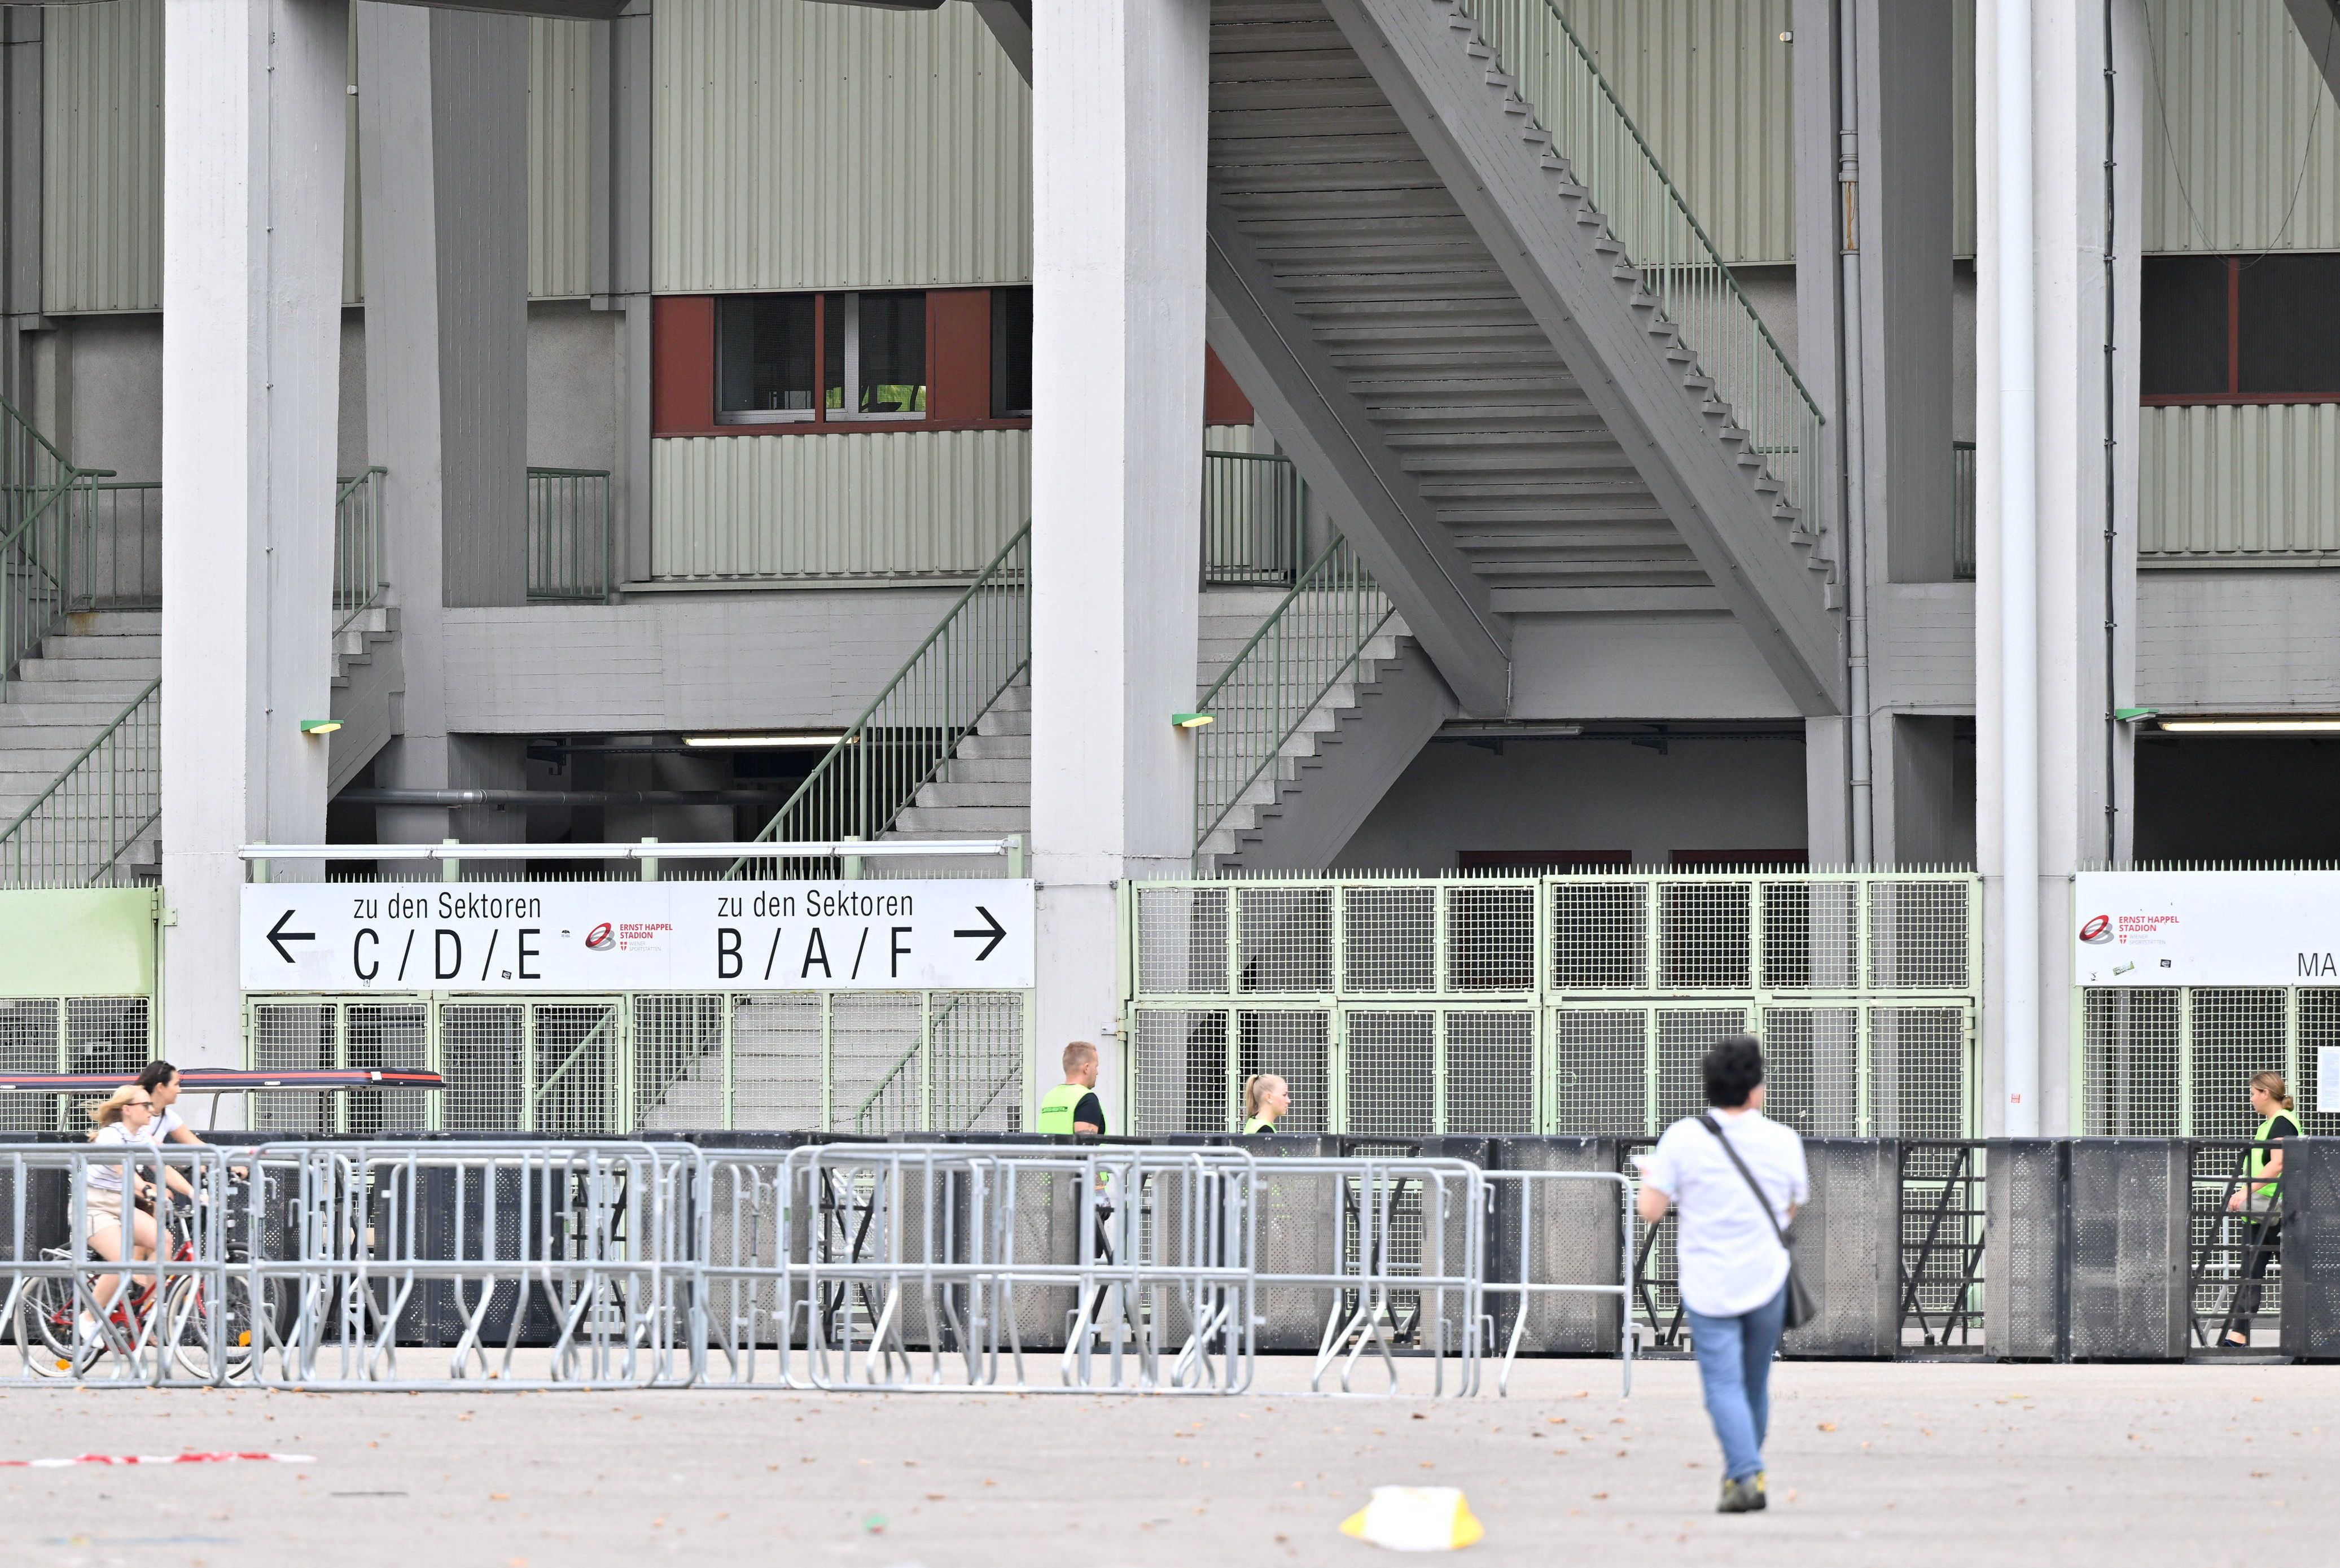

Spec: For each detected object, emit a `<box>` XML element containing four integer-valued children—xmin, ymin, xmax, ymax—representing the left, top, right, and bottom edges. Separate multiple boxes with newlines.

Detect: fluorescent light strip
<box><xmin>680</xmin><ymin>734</ymin><xmax>847</xmax><ymax>748</ymax></box>
<box><xmin>2159</xmin><ymin>719</ymin><xmax>2340</xmax><ymax>733</ymax></box>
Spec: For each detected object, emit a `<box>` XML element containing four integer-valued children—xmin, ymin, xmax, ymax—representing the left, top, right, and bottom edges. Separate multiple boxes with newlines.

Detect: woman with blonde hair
<box><xmin>1242</xmin><ymin>1073</ymin><xmax>1290</xmax><ymax>1134</ymax></box>
<box><xmin>2221</xmin><ymin>1070</ymin><xmax>2300</xmax><ymax>1346</ymax></box>
<box><xmin>76</xmin><ymin>1085</ymin><xmax>196</xmax><ymax>1343</ymax></box>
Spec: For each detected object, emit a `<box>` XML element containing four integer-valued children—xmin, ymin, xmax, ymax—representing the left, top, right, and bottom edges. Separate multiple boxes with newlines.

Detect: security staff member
<box><xmin>1037</xmin><ymin>1041</ymin><xmax>1106</xmax><ymax>1135</ymax></box>
<box><xmin>2223</xmin><ymin>1069</ymin><xmax>2300</xmax><ymax>1346</ymax></box>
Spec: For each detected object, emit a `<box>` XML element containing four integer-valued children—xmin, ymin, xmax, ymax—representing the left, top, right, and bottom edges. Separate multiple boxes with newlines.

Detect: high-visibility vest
<box><xmin>1243</xmin><ymin>1116</ymin><xmax>1277</xmax><ymax>1134</ymax></box>
<box><xmin>1037</xmin><ymin>1083</ymin><xmax>1092</xmax><ymax>1135</ymax></box>
<box><xmin>2251</xmin><ymin>1113</ymin><xmax>2295</xmax><ymax>1202</ymax></box>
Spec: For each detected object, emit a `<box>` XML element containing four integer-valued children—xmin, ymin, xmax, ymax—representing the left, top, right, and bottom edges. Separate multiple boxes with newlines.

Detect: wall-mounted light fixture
<box><xmin>2113</xmin><ymin>708</ymin><xmax>2160</xmax><ymax>724</ymax></box>
<box><xmin>681</xmin><ymin>734</ymin><xmax>847</xmax><ymax>748</ymax></box>
<box><xmin>2157</xmin><ymin>716</ymin><xmax>2340</xmax><ymax>733</ymax></box>
<box><xmin>1172</xmin><ymin>713</ymin><xmax>1215</xmax><ymax>729</ymax></box>
<box><xmin>299</xmin><ymin>719</ymin><xmax>343</xmax><ymax>735</ymax></box>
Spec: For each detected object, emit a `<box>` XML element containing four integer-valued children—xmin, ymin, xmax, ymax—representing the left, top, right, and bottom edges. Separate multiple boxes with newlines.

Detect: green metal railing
<box><xmin>0</xmin><ymin>677</ymin><xmax>161</xmax><ymax>888</ymax></box>
<box><xmin>1460</xmin><ymin>0</ymin><xmax>1825</xmax><ymax>527</ymax></box>
<box><xmin>0</xmin><ymin>395</ymin><xmax>141</xmax><ymax>699</ymax></box>
<box><xmin>728</xmin><ymin>524</ymin><xmax>1031</xmax><ymax>879</ymax></box>
<box><xmin>335</xmin><ymin>468</ymin><xmax>388</xmax><ymax>635</ymax></box>
<box><xmin>528</xmin><ymin>467</ymin><xmax>614</xmax><ymax>603</ymax></box>
<box><xmin>62</xmin><ymin>479</ymin><xmax>162</xmax><ymax>614</ymax></box>
<box><xmin>1952</xmin><ymin>441</ymin><xmax>1977</xmax><ymax>581</ymax></box>
<box><xmin>1191</xmin><ymin>535</ymin><xmax>1394</xmax><ymax>860</ymax></box>
<box><xmin>1202</xmin><ymin>449</ymin><xmax>1305</xmax><ymax>587</ymax></box>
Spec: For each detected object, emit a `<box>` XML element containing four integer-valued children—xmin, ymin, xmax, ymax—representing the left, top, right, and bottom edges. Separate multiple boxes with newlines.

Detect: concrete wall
<box><xmin>1508</xmin><ymin>614</ymin><xmax>1805</xmax><ymax>719</ymax></box>
<box><xmin>1333</xmin><ymin>734</ymin><xmax>1810</xmax><ymax>870</ymax></box>
<box><xmin>438</xmin><ymin>588</ymin><xmax>963</xmax><ymax>733</ymax></box>
<box><xmin>526</xmin><ymin>300</ymin><xmax>622</xmax><ymax>472</ymax></box>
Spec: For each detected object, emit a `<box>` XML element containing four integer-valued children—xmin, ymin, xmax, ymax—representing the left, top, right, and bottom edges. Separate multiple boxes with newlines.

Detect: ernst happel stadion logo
<box><xmin>584</xmin><ymin>922</ymin><xmax>616</xmax><ymax>952</ymax></box>
<box><xmin>2079</xmin><ymin>914</ymin><xmax>2114</xmax><ymax>945</ymax></box>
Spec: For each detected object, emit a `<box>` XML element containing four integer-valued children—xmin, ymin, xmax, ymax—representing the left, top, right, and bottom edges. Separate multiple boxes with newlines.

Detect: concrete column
<box><xmin>160</xmin><ymin>0</ymin><xmax>348</xmax><ymax>1059</ymax></box>
<box><xmin>356</xmin><ymin>2</ymin><xmax>529</xmax><ymax>854</ymax></box>
<box><xmin>0</xmin><ymin>8</ymin><xmax>41</xmax><ymax>410</ymax></box>
<box><xmin>1977</xmin><ymin>0</ymin><xmax>2142</xmax><ymax>1135</ymax></box>
<box><xmin>592</xmin><ymin>2</ymin><xmax>653</xmax><ymax>588</ymax></box>
<box><xmin>1029</xmin><ymin>0</ymin><xmax>1210</xmax><ymax>1128</ymax></box>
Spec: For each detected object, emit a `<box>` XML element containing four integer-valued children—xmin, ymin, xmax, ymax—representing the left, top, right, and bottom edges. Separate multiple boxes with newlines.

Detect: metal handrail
<box><xmin>0</xmin><ymin>391</ymin><xmax>110</xmax><ymax>699</ymax></box>
<box><xmin>1460</xmin><ymin>0</ymin><xmax>1826</xmax><ymax>524</ymax></box>
<box><xmin>1191</xmin><ymin>535</ymin><xmax>1395</xmax><ymax>860</ymax></box>
<box><xmin>528</xmin><ymin>466</ymin><xmax>614</xmax><ymax>603</ymax></box>
<box><xmin>0</xmin><ymin>677</ymin><xmax>161</xmax><ymax>889</ymax></box>
<box><xmin>726</xmin><ymin>524</ymin><xmax>1031</xmax><ymax>881</ymax></box>
<box><xmin>1202</xmin><ymin>449</ymin><xmax>1305</xmax><ymax>587</ymax></box>
<box><xmin>334</xmin><ymin>468</ymin><xmax>388</xmax><ymax>636</ymax></box>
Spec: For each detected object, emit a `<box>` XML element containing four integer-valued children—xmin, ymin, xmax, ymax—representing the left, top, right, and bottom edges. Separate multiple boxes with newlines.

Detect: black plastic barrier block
<box><xmin>1780</xmin><ymin>1138</ymin><xmax>1901</xmax><ymax>1359</ymax></box>
<box><xmin>2281</xmin><ymin>1138</ymin><xmax>2340</xmax><ymax>1360</ymax></box>
<box><xmin>1485</xmin><ymin>1136</ymin><xmax>1623</xmax><ymax>1357</ymax></box>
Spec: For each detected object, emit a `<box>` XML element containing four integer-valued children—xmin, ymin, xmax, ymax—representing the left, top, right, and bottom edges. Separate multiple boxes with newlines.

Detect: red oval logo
<box><xmin>2079</xmin><ymin>914</ymin><xmax>2112</xmax><ymax>944</ymax></box>
<box><xmin>585</xmin><ymin>922</ymin><xmax>615</xmax><ymax>952</ymax></box>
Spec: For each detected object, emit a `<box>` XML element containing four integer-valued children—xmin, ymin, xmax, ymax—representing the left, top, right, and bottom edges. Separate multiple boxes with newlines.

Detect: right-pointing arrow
<box><xmin>953</xmin><ymin>905</ymin><xmax>1007</xmax><ymax>961</ymax></box>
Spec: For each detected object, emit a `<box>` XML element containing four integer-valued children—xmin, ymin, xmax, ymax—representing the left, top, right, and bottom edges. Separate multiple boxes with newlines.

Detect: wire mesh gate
<box><xmin>243</xmin><ymin>991</ymin><xmax>1031</xmax><ymax>1135</ymax></box>
<box><xmin>0</xmin><ymin>997</ymin><xmax>152</xmax><ymax>1132</ymax></box>
<box><xmin>1125</xmin><ymin>873</ymin><xmax>1981</xmax><ymax>1138</ymax></box>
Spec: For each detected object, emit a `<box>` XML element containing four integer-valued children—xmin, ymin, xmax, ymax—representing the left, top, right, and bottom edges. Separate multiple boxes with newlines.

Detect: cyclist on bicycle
<box><xmin>78</xmin><ymin>1085</ymin><xmax>195</xmax><ymax>1341</ymax></box>
<box><xmin>139</xmin><ymin>1060</ymin><xmax>246</xmax><ymax>1181</ymax></box>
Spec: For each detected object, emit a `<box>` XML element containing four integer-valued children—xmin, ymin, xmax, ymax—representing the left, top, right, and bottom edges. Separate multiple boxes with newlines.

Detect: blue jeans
<box><xmin>1684</xmin><ymin>1284</ymin><xmax>1789</xmax><ymax>1482</ymax></box>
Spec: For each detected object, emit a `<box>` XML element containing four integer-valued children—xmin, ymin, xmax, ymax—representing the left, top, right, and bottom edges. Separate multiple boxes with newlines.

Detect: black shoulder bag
<box><xmin>1696</xmin><ymin>1113</ymin><xmax>1816</xmax><ymax>1329</ymax></box>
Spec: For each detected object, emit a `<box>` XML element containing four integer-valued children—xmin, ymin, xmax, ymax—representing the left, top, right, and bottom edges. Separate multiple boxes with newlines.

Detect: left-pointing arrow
<box><xmin>267</xmin><ymin>908</ymin><xmax>315</xmax><ymax>963</ymax></box>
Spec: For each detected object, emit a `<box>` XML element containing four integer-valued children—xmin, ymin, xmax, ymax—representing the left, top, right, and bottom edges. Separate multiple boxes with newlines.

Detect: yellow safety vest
<box><xmin>2251</xmin><ymin>1112</ymin><xmax>2294</xmax><ymax>1202</ymax></box>
<box><xmin>1243</xmin><ymin>1116</ymin><xmax>1277</xmax><ymax>1134</ymax></box>
<box><xmin>1037</xmin><ymin>1083</ymin><xmax>1092</xmax><ymax>1135</ymax></box>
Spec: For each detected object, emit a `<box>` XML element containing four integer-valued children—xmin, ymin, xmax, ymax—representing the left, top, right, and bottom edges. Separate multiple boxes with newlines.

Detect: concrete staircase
<box><xmin>328</xmin><ymin>605</ymin><xmax>403</xmax><ymax>795</ymax></box>
<box><xmin>885</xmin><ymin>588</ymin><xmax>1443</xmax><ymax>870</ymax></box>
<box><xmin>0</xmin><ymin>610</ymin><xmax>160</xmax><ymax>861</ymax></box>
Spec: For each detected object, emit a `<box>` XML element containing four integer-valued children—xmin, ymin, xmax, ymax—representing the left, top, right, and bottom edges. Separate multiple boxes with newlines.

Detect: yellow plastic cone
<box><xmin>1339</xmin><ymin>1486</ymin><xmax>1484</xmax><ymax>1551</ymax></box>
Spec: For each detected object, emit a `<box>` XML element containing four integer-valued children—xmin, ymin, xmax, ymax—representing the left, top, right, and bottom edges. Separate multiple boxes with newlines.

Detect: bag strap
<box><xmin>1697</xmin><ymin>1111</ymin><xmax>1792</xmax><ymax>1254</ymax></box>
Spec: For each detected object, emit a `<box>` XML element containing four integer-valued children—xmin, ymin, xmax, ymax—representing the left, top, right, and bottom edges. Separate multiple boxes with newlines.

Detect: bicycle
<box><xmin>23</xmin><ymin>1185</ymin><xmax>257</xmax><ymax>1381</ymax></box>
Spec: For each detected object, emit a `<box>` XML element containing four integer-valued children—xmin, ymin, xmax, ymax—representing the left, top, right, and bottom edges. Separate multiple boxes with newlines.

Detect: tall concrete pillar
<box><xmin>356</xmin><ymin>2</ymin><xmax>529</xmax><ymax>855</ymax></box>
<box><xmin>1977</xmin><ymin>0</ymin><xmax>2142</xmax><ymax>1135</ymax></box>
<box><xmin>160</xmin><ymin>0</ymin><xmax>348</xmax><ymax>1061</ymax></box>
<box><xmin>1028</xmin><ymin>0</ymin><xmax>1210</xmax><ymax>1128</ymax></box>
<box><xmin>1793</xmin><ymin>0</ymin><xmax>1957</xmax><ymax>867</ymax></box>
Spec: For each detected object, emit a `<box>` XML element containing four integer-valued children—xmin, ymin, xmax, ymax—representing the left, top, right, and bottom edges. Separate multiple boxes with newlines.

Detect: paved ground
<box><xmin>2</xmin><ymin>1356</ymin><xmax>2334</xmax><ymax>1567</ymax></box>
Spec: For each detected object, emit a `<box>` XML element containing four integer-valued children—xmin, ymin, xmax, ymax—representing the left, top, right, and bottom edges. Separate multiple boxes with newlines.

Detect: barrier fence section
<box><xmin>1</xmin><ymin>1139</ymin><xmax>1640</xmax><ymax>1393</ymax></box>
<box><xmin>240</xmin><ymin>991</ymin><xmax>1031</xmax><ymax>1138</ymax></box>
<box><xmin>0</xmin><ymin>996</ymin><xmax>154</xmax><ymax>1132</ymax></box>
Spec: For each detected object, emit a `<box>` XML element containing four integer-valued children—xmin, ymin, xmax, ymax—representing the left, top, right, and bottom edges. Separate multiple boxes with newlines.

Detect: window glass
<box><xmin>993</xmin><ymin>286</ymin><xmax>1033</xmax><ymax>417</ymax></box>
<box><xmin>2140</xmin><ymin>256</ymin><xmax>2228</xmax><ymax>397</ymax></box>
<box><xmin>715</xmin><ymin>294</ymin><xmax>817</xmax><ymax>422</ymax></box>
<box><xmin>823</xmin><ymin>291</ymin><xmax>927</xmax><ymax>418</ymax></box>
<box><xmin>2239</xmin><ymin>253</ymin><xmax>2340</xmax><ymax>395</ymax></box>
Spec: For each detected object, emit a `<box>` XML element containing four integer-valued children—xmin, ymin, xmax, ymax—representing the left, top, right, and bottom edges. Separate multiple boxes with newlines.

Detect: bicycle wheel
<box><xmin>166</xmin><ymin>1274</ymin><xmax>256</xmax><ymax>1381</ymax></box>
<box><xmin>23</xmin><ymin>1268</ymin><xmax>102</xmax><ymax>1378</ymax></box>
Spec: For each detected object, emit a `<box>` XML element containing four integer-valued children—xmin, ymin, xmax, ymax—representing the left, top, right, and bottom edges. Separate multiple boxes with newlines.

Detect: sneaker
<box><xmin>73</xmin><ymin>1312</ymin><xmax>102</xmax><ymax>1346</ymax></box>
<box><xmin>1717</xmin><ymin>1477</ymin><xmax>1757</xmax><ymax>1514</ymax></box>
<box><xmin>1749</xmin><ymin>1471</ymin><xmax>1769</xmax><ymax>1511</ymax></box>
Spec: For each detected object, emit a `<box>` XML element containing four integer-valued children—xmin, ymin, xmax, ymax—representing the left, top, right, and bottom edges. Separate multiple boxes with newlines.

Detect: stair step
<box><xmin>942</xmin><ymin>756</ymin><xmax>1029</xmax><ymax>785</ymax></box>
<box><xmin>60</xmin><ymin>611</ymin><xmax>160</xmax><ymax>637</ymax></box>
<box><xmin>953</xmin><ymin>732</ymin><xmax>1030</xmax><ymax>761</ymax></box>
<box><xmin>12</xmin><ymin>656</ymin><xmax>163</xmax><ymax>685</ymax></box>
<box><xmin>914</xmin><ymin>781</ymin><xmax>1026</xmax><ymax>810</ymax></box>
<box><xmin>892</xmin><ymin>805</ymin><xmax>1033</xmax><ymax>834</ymax></box>
<box><xmin>39</xmin><ymin>633</ymin><xmax>159</xmax><ymax>660</ymax></box>
<box><xmin>5</xmin><ymin>677</ymin><xmax>156</xmax><ymax>705</ymax></box>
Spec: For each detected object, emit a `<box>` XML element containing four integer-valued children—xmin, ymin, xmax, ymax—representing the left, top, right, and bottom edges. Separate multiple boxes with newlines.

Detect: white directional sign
<box><xmin>240</xmin><ymin>879</ymin><xmax>1035</xmax><ymax>992</ymax></box>
<box><xmin>2074</xmin><ymin>869</ymin><xmax>2340</xmax><ymax>987</ymax></box>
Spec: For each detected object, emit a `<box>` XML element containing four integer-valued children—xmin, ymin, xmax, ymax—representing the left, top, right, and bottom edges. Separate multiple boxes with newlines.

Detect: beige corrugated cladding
<box><xmin>2142</xmin><ymin>0</ymin><xmax>2340</xmax><ymax>253</ymax></box>
<box><xmin>652</xmin><ymin>0</ymin><xmax>1031</xmax><ymax>294</ymax></box>
<box><xmin>42</xmin><ymin>0</ymin><xmax>161</xmax><ymax>316</ymax></box>
<box><xmin>651</xmin><ymin>430</ymin><xmax>1029</xmax><ymax>579</ymax></box>
<box><xmin>43</xmin><ymin>3</ymin><xmax>593</xmax><ymax>313</ymax></box>
<box><xmin>2142</xmin><ymin>405</ymin><xmax>2340</xmax><ymax>557</ymax></box>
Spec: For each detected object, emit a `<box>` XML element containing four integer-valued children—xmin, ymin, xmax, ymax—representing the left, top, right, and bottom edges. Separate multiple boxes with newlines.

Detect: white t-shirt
<box><xmin>1636</xmin><ymin>1108</ymin><xmax>1809</xmax><ymax>1318</ymax></box>
<box><xmin>155</xmin><ymin>1105</ymin><xmax>186</xmax><ymax>1141</ymax></box>
<box><xmin>85</xmin><ymin>1120</ymin><xmax>163</xmax><ymax>1192</ymax></box>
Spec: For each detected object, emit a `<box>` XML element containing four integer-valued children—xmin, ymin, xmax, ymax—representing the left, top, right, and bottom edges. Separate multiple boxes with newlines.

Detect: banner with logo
<box><xmin>2072</xmin><ymin>869</ymin><xmax>2340</xmax><ymax>987</ymax></box>
<box><xmin>240</xmin><ymin>880</ymin><xmax>1036</xmax><ymax>992</ymax></box>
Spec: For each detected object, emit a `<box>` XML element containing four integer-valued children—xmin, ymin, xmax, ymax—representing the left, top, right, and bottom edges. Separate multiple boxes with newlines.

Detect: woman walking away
<box><xmin>1635</xmin><ymin>1034</ymin><xmax>1809</xmax><ymax>1514</ymax></box>
<box><xmin>2223</xmin><ymin>1070</ymin><xmax>2300</xmax><ymax>1346</ymax></box>
<box><xmin>1242</xmin><ymin>1074</ymin><xmax>1290</xmax><ymax>1133</ymax></box>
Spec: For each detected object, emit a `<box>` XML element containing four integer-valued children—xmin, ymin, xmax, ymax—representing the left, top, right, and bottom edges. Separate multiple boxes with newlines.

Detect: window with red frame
<box><xmin>2142</xmin><ymin>253</ymin><xmax>2340</xmax><ymax>402</ymax></box>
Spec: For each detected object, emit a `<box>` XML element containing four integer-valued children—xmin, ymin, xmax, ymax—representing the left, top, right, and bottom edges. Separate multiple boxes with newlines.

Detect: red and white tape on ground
<box><xmin>0</xmin><ymin>1452</ymin><xmax>315</xmax><ymax>1468</ymax></box>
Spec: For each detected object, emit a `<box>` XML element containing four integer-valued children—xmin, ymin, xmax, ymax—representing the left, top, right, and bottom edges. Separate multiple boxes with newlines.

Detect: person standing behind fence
<box><xmin>1242</xmin><ymin>1074</ymin><xmax>1290</xmax><ymax>1133</ymax></box>
<box><xmin>1635</xmin><ymin>1034</ymin><xmax>1808</xmax><ymax>1514</ymax></box>
<box><xmin>2223</xmin><ymin>1070</ymin><xmax>2300</xmax><ymax>1347</ymax></box>
<box><xmin>1036</xmin><ymin>1041</ymin><xmax>1106</xmax><ymax>1135</ymax></box>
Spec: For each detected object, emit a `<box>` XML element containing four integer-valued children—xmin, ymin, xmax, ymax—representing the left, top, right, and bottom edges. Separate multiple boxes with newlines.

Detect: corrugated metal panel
<box><xmin>1952</xmin><ymin>0</ymin><xmax>1975</xmax><ymax>259</ymax></box>
<box><xmin>2141</xmin><ymin>404</ymin><xmax>2340</xmax><ymax>557</ymax></box>
<box><xmin>1558</xmin><ymin>0</ymin><xmax>1796</xmax><ymax>265</ymax></box>
<box><xmin>346</xmin><ymin>16</ymin><xmax>363</xmax><ymax>306</ymax></box>
<box><xmin>651</xmin><ymin>429</ymin><xmax>1029</xmax><ymax>579</ymax></box>
<box><xmin>43</xmin><ymin>0</ymin><xmax>163</xmax><ymax>315</ymax></box>
<box><xmin>529</xmin><ymin>17</ymin><xmax>594</xmax><ymax>300</ymax></box>
<box><xmin>2144</xmin><ymin>0</ymin><xmax>2340</xmax><ymax>253</ymax></box>
<box><xmin>653</xmin><ymin>0</ymin><xmax>1031</xmax><ymax>293</ymax></box>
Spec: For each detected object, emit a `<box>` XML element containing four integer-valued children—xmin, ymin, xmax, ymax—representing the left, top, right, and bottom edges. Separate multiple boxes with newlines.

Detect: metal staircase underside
<box><xmin>1204</xmin><ymin>0</ymin><xmax>1844</xmax><ymax>717</ymax></box>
